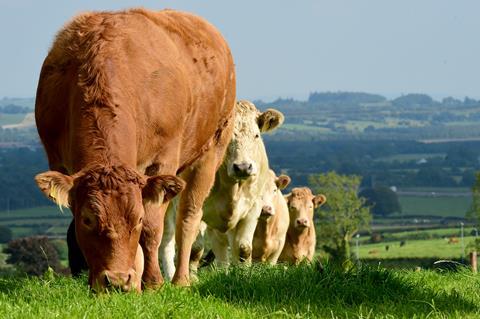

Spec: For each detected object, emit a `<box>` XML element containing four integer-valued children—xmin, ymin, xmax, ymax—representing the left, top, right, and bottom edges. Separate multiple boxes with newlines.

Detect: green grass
<box><xmin>0</xmin><ymin>265</ymin><xmax>479</xmax><ymax>318</ymax></box>
<box><xmin>359</xmin><ymin>237</ymin><xmax>474</xmax><ymax>260</ymax></box>
<box><xmin>398</xmin><ymin>195</ymin><xmax>471</xmax><ymax>217</ymax></box>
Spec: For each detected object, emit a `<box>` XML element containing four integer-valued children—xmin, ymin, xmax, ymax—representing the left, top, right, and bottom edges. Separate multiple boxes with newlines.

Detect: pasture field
<box><xmin>397</xmin><ymin>195</ymin><xmax>471</xmax><ymax>218</ymax></box>
<box><xmin>0</xmin><ymin>113</ymin><xmax>25</xmax><ymax>126</ymax></box>
<box><xmin>1</xmin><ymin>264</ymin><xmax>480</xmax><ymax>318</ymax></box>
<box><xmin>375</xmin><ymin>153</ymin><xmax>445</xmax><ymax>163</ymax></box>
<box><xmin>0</xmin><ymin>206</ymin><xmax>69</xmax><ymax>238</ymax></box>
<box><xmin>358</xmin><ymin>237</ymin><xmax>474</xmax><ymax>260</ymax></box>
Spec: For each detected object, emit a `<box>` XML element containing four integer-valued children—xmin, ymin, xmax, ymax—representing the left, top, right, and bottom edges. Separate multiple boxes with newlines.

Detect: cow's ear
<box><xmin>35</xmin><ymin>171</ymin><xmax>74</xmax><ymax>208</ymax></box>
<box><xmin>143</xmin><ymin>175</ymin><xmax>186</xmax><ymax>205</ymax></box>
<box><xmin>275</xmin><ymin>175</ymin><xmax>291</xmax><ymax>190</ymax></box>
<box><xmin>257</xmin><ymin>109</ymin><xmax>284</xmax><ymax>132</ymax></box>
<box><xmin>313</xmin><ymin>194</ymin><xmax>327</xmax><ymax>208</ymax></box>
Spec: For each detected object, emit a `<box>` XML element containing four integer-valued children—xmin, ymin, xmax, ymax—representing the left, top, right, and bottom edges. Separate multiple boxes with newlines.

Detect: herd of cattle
<box><xmin>33</xmin><ymin>8</ymin><xmax>326</xmax><ymax>292</ymax></box>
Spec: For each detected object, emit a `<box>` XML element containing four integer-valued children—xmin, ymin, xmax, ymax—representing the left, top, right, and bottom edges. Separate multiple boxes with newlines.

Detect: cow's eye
<box><xmin>254</xmin><ymin>134</ymin><xmax>260</xmax><ymax>138</ymax></box>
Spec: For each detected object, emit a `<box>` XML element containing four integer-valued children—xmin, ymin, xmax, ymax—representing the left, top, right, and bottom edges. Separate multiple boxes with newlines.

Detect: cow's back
<box><xmin>36</xmin><ymin>9</ymin><xmax>235</xmax><ymax>174</ymax></box>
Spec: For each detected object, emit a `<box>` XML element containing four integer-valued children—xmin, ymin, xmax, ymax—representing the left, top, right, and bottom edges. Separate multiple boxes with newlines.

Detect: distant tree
<box><xmin>309</xmin><ymin>172</ymin><xmax>371</xmax><ymax>265</ymax></box>
<box><xmin>0</xmin><ymin>226</ymin><xmax>12</xmax><ymax>243</ymax></box>
<box><xmin>308</xmin><ymin>91</ymin><xmax>386</xmax><ymax>106</ymax></box>
<box><xmin>359</xmin><ymin>186</ymin><xmax>401</xmax><ymax>217</ymax></box>
<box><xmin>442</xmin><ymin>97</ymin><xmax>462</xmax><ymax>107</ymax></box>
<box><xmin>4</xmin><ymin>236</ymin><xmax>62</xmax><ymax>275</ymax></box>
<box><xmin>415</xmin><ymin>167</ymin><xmax>457</xmax><ymax>187</ymax></box>
<box><xmin>463</xmin><ymin>97</ymin><xmax>480</xmax><ymax>107</ymax></box>
<box><xmin>392</xmin><ymin>94</ymin><xmax>435</xmax><ymax>108</ymax></box>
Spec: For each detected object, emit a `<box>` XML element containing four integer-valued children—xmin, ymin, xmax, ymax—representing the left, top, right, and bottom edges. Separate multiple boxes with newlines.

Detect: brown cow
<box><xmin>34</xmin><ymin>8</ymin><xmax>235</xmax><ymax>291</ymax></box>
<box><xmin>278</xmin><ymin>187</ymin><xmax>326</xmax><ymax>264</ymax></box>
<box><xmin>252</xmin><ymin>170</ymin><xmax>291</xmax><ymax>264</ymax></box>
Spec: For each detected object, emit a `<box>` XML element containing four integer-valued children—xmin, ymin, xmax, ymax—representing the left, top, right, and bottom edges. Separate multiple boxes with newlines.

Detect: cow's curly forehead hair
<box><xmin>74</xmin><ymin>164</ymin><xmax>146</xmax><ymax>192</ymax></box>
<box><xmin>233</xmin><ymin>100</ymin><xmax>260</xmax><ymax>136</ymax></box>
<box><xmin>290</xmin><ymin>187</ymin><xmax>314</xmax><ymax>200</ymax></box>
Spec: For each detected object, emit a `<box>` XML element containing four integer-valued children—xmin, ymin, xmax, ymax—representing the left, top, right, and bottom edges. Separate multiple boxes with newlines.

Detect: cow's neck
<box><xmin>288</xmin><ymin>226</ymin><xmax>312</xmax><ymax>246</ymax></box>
<box><xmin>68</xmin><ymin>107</ymin><xmax>136</xmax><ymax>172</ymax></box>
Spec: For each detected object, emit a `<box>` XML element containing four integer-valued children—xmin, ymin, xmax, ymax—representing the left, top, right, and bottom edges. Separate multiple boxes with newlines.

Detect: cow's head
<box><xmin>259</xmin><ymin>170</ymin><xmax>290</xmax><ymax>220</ymax></box>
<box><xmin>226</xmin><ymin>100</ymin><xmax>284</xmax><ymax>180</ymax></box>
<box><xmin>35</xmin><ymin>165</ymin><xmax>184</xmax><ymax>292</ymax></box>
<box><xmin>285</xmin><ymin>187</ymin><xmax>326</xmax><ymax>231</ymax></box>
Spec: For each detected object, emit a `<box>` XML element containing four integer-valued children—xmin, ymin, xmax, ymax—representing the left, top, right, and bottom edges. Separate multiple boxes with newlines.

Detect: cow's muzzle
<box><xmin>232</xmin><ymin>162</ymin><xmax>254</xmax><ymax>179</ymax></box>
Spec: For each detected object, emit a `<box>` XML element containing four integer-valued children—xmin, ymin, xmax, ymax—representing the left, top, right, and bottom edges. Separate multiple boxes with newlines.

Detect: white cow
<box><xmin>160</xmin><ymin>100</ymin><xmax>283</xmax><ymax>278</ymax></box>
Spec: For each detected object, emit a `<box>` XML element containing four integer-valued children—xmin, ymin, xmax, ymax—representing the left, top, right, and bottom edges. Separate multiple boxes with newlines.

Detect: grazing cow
<box><xmin>160</xmin><ymin>100</ymin><xmax>283</xmax><ymax>276</ymax></box>
<box><xmin>252</xmin><ymin>170</ymin><xmax>291</xmax><ymax>264</ymax></box>
<box><xmin>279</xmin><ymin>187</ymin><xmax>326</xmax><ymax>264</ymax></box>
<box><xmin>34</xmin><ymin>8</ymin><xmax>236</xmax><ymax>291</ymax></box>
<box><xmin>448</xmin><ymin>237</ymin><xmax>459</xmax><ymax>244</ymax></box>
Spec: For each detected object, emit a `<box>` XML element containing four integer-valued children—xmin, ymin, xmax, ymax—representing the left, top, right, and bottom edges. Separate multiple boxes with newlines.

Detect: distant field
<box><xmin>398</xmin><ymin>195</ymin><xmax>471</xmax><ymax>217</ymax></box>
<box><xmin>399</xmin><ymin>187</ymin><xmax>471</xmax><ymax>193</ymax></box>
<box><xmin>0</xmin><ymin>113</ymin><xmax>25</xmax><ymax>126</ymax></box>
<box><xmin>359</xmin><ymin>237</ymin><xmax>474</xmax><ymax>259</ymax></box>
<box><xmin>281</xmin><ymin>123</ymin><xmax>332</xmax><ymax>133</ymax></box>
<box><xmin>376</xmin><ymin>153</ymin><xmax>445</xmax><ymax>163</ymax></box>
<box><xmin>0</xmin><ymin>206</ymin><xmax>69</xmax><ymax>238</ymax></box>
<box><xmin>0</xmin><ymin>206</ymin><xmax>68</xmax><ymax>219</ymax></box>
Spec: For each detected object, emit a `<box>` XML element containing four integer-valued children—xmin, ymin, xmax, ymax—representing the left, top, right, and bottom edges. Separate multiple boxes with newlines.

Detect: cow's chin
<box><xmin>294</xmin><ymin>224</ymin><xmax>309</xmax><ymax>231</ymax></box>
<box><xmin>228</xmin><ymin>171</ymin><xmax>254</xmax><ymax>181</ymax></box>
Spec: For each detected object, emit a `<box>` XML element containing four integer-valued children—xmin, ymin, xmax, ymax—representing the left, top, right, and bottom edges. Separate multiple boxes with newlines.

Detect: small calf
<box><xmin>278</xmin><ymin>187</ymin><xmax>326</xmax><ymax>264</ymax></box>
<box><xmin>252</xmin><ymin>171</ymin><xmax>291</xmax><ymax>264</ymax></box>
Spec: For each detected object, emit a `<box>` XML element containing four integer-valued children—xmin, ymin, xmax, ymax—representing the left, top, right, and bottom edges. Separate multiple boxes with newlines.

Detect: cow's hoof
<box><xmin>172</xmin><ymin>275</ymin><xmax>191</xmax><ymax>287</ymax></box>
<box><xmin>239</xmin><ymin>243</ymin><xmax>252</xmax><ymax>262</ymax></box>
<box><xmin>141</xmin><ymin>278</ymin><xmax>164</xmax><ymax>290</ymax></box>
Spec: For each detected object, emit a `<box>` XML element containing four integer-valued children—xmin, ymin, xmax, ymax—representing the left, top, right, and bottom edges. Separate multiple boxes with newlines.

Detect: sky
<box><xmin>1</xmin><ymin>0</ymin><xmax>479</xmax><ymax>101</ymax></box>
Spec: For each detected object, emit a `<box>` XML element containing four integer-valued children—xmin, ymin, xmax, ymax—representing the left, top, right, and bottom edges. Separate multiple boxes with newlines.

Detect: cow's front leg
<box><xmin>140</xmin><ymin>201</ymin><xmax>168</xmax><ymax>289</ymax></box>
<box><xmin>208</xmin><ymin>226</ymin><xmax>230</xmax><ymax>267</ymax></box>
<box><xmin>172</xmin><ymin>150</ymin><xmax>217</xmax><ymax>286</ymax></box>
<box><xmin>231</xmin><ymin>203</ymin><xmax>262</xmax><ymax>264</ymax></box>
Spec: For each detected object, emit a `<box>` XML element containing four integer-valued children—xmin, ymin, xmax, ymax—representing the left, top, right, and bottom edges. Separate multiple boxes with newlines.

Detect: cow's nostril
<box><xmin>233</xmin><ymin>163</ymin><xmax>241</xmax><ymax>172</ymax></box>
<box><xmin>247</xmin><ymin>163</ymin><xmax>253</xmax><ymax>173</ymax></box>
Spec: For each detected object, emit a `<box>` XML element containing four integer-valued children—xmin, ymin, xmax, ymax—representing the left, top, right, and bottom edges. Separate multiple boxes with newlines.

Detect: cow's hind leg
<box><xmin>159</xmin><ymin>201</ymin><xmax>177</xmax><ymax>281</ymax></box>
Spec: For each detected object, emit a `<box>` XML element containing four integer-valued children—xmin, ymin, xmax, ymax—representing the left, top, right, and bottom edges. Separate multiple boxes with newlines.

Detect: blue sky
<box><xmin>1</xmin><ymin>0</ymin><xmax>479</xmax><ymax>101</ymax></box>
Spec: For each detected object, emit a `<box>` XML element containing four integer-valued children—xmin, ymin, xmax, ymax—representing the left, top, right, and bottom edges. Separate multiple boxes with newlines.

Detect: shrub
<box><xmin>4</xmin><ymin>236</ymin><xmax>62</xmax><ymax>276</ymax></box>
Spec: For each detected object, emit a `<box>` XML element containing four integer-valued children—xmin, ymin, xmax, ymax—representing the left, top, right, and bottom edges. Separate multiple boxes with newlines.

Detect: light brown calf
<box><xmin>279</xmin><ymin>187</ymin><xmax>326</xmax><ymax>264</ymax></box>
<box><xmin>252</xmin><ymin>170</ymin><xmax>291</xmax><ymax>264</ymax></box>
